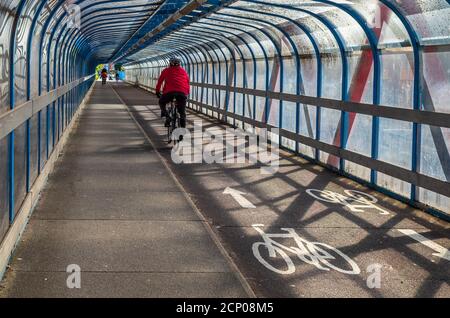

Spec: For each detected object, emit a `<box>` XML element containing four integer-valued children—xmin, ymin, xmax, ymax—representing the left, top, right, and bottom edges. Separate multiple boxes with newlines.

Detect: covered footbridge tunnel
<box><xmin>0</xmin><ymin>0</ymin><xmax>449</xmax><ymax>298</ymax></box>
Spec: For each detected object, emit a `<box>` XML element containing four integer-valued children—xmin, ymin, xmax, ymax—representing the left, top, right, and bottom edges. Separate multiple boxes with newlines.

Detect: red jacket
<box><xmin>156</xmin><ymin>66</ymin><xmax>190</xmax><ymax>96</ymax></box>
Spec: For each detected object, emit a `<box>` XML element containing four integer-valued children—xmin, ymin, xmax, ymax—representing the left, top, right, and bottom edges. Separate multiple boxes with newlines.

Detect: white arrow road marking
<box><xmin>398</xmin><ymin>229</ymin><xmax>450</xmax><ymax>261</ymax></box>
<box><xmin>223</xmin><ymin>187</ymin><xmax>256</xmax><ymax>209</ymax></box>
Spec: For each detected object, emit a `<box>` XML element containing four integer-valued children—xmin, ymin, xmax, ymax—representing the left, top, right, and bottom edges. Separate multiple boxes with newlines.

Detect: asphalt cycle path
<box><xmin>113</xmin><ymin>82</ymin><xmax>449</xmax><ymax>298</ymax></box>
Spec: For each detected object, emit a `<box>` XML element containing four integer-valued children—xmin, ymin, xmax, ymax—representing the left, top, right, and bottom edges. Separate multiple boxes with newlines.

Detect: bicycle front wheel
<box><xmin>310</xmin><ymin>242</ymin><xmax>361</xmax><ymax>275</ymax></box>
<box><xmin>306</xmin><ymin>189</ymin><xmax>343</xmax><ymax>204</ymax></box>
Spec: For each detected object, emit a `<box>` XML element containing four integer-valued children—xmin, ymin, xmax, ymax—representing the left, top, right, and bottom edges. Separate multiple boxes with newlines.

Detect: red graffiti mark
<box><xmin>327</xmin><ymin>6</ymin><xmax>390</xmax><ymax>167</ymax></box>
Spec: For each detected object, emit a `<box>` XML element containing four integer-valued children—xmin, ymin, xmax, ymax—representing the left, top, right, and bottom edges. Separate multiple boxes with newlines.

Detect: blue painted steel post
<box><xmin>8</xmin><ymin>0</ymin><xmax>27</xmax><ymax>223</ymax></box>
<box><xmin>25</xmin><ymin>1</ymin><xmax>47</xmax><ymax>191</ymax></box>
<box><xmin>229</xmin><ymin>6</ymin><xmax>303</xmax><ymax>148</ymax></box>
<box><xmin>378</xmin><ymin>0</ymin><xmax>422</xmax><ymax>203</ymax></box>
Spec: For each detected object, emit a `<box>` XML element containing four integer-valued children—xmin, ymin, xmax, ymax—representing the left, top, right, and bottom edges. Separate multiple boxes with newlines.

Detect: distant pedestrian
<box><xmin>101</xmin><ymin>69</ymin><xmax>108</xmax><ymax>85</ymax></box>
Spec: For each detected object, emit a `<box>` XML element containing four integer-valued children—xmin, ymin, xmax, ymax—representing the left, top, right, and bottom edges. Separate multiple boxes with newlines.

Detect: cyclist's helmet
<box><xmin>169</xmin><ymin>57</ymin><xmax>181</xmax><ymax>66</ymax></box>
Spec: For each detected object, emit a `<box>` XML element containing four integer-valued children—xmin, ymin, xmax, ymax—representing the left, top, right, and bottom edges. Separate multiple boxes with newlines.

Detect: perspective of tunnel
<box><xmin>0</xmin><ymin>0</ymin><xmax>449</xmax><ymax>298</ymax></box>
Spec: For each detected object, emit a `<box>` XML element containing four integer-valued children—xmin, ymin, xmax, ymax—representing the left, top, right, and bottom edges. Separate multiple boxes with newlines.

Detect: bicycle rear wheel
<box><xmin>170</xmin><ymin>101</ymin><xmax>181</xmax><ymax>145</ymax></box>
<box><xmin>167</xmin><ymin>125</ymin><xmax>173</xmax><ymax>143</ymax></box>
<box><xmin>167</xmin><ymin>106</ymin><xmax>174</xmax><ymax>143</ymax></box>
<box><xmin>167</xmin><ymin>102</ymin><xmax>178</xmax><ymax>144</ymax></box>
<box><xmin>344</xmin><ymin>190</ymin><xmax>378</xmax><ymax>204</ymax></box>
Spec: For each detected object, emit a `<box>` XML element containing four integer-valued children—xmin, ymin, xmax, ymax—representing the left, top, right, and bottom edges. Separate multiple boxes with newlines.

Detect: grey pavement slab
<box><xmin>0</xmin><ymin>272</ymin><xmax>248</xmax><ymax>298</ymax></box>
<box><xmin>8</xmin><ymin>219</ymin><xmax>232</xmax><ymax>273</ymax></box>
<box><xmin>46</xmin><ymin>162</ymin><xmax>179</xmax><ymax>193</ymax></box>
<box><xmin>33</xmin><ymin>189</ymin><xmax>200</xmax><ymax>221</ymax></box>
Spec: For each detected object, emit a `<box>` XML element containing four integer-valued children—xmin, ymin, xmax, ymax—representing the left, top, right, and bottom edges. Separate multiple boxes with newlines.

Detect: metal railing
<box><xmin>0</xmin><ymin>75</ymin><xmax>94</xmax><ymax>140</ymax></box>
<box><xmin>127</xmin><ymin>79</ymin><xmax>450</xmax><ymax>219</ymax></box>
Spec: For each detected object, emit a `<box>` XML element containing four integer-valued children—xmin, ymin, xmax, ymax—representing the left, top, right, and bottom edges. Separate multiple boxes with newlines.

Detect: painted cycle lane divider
<box><xmin>398</xmin><ymin>229</ymin><xmax>450</xmax><ymax>261</ymax></box>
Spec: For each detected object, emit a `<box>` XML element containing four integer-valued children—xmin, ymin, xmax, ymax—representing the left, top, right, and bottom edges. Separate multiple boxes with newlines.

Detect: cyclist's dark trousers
<box><xmin>159</xmin><ymin>92</ymin><xmax>187</xmax><ymax>128</ymax></box>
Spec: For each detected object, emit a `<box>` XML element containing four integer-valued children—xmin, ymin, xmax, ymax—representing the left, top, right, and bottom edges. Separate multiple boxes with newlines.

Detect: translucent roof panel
<box><xmin>74</xmin><ymin>0</ymin><xmax>162</xmax><ymax>61</ymax></box>
<box><xmin>7</xmin><ymin>0</ymin><xmax>449</xmax><ymax>68</ymax></box>
<box><xmin>65</xmin><ymin>0</ymin><xmax>446</xmax><ymax>65</ymax></box>
<box><xmin>385</xmin><ymin>0</ymin><xmax>450</xmax><ymax>44</ymax></box>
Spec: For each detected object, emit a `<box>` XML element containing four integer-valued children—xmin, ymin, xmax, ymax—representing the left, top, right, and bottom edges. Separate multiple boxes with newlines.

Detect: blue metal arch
<box><xmin>378</xmin><ymin>0</ymin><xmax>423</xmax><ymax>203</ymax></box>
<box><xmin>171</xmin><ymin>25</ymin><xmax>259</xmax><ymax>118</ymax></box>
<box><xmin>162</xmin><ymin>25</ymin><xmax>244</xmax><ymax>117</ymax></box>
<box><xmin>25</xmin><ymin>0</ymin><xmax>48</xmax><ymax>191</ymax></box>
<box><xmin>8</xmin><ymin>0</ymin><xmax>27</xmax><ymax>223</ymax></box>
<box><xmin>265</xmin><ymin>5</ymin><xmax>349</xmax><ymax>170</ymax></box>
<box><xmin>224</xmin><ymin>6</ymin><xmax>305</xmax><ymax>145</ymax></box>
<box><xmin>203</xmin><ymin>16</ymin><xmax>271</xmax><ymax>122</ymax></box>
<box><xmin>192</xmin><ymin>20</ymin><xmax>263</xmax><ymax>118</ymax></box>
<box><xmin>160</xmin><ymin>37</ymin><xmax>221</xmax><ymax>106</ymax></box>
<box><xmin>212</xmin><ymin>12</ymin><xmax>284</xmax><ymax>126</ymax></box>
<box><xmin>235</xmin><ymin>1</ymin><xmax>323</xmax><ymax>154</ymax></box>
<box><xmin>38</xmin><ymin>0</ymin><xmax>162</xmax><ymax>94</ymax></box>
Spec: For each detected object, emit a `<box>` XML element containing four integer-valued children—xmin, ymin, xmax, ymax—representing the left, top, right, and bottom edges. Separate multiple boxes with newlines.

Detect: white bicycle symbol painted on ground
<box><xmin>306</xmin><ymin>189</ymin><xmax>390</xmax><ymax>215</ymax></box>
<box><xmin>252</xmin><ymin>225</ymin><xmax>361</xmax><ymax>275</ymax></box>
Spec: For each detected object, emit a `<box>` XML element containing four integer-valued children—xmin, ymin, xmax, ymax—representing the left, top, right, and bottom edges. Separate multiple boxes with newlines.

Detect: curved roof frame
<box><xmin>45</xmin><ymin>0</ymin><xmax>160</xmax><ymax>67</ymax></box>
<box><xmin>121</xmin><ymin>0</ymin><xmax>447</xmax><ymax>205</ymax></box>
<box><xmin>199</xmin><ymin>18</ymin><xmax>272</xmax><ymax>116</ymax></box>
<box><xmin>229</xmin><ymin>1</ymin><xmax>376</xmax><ymax>172</ymax></box>
<box><xmin>210</xmin><ymin>11</ymin><xmax>291</xmax><ymax>123</ymax></box>
<box><xmin>13</xmin><ymin>0</ymin><xmax>442</xmax><ymax>109</ymax></box>
<box><xmin>211</xmin><ymin>6</ymin><xmax>321</xmax><ymax>138</ymax></box>
<box><xmin>111</xmin><ymin>1</ymin><xmax>239</xmax><ymax>63</ymax></box>
<box><xmin>128</xmin><ymin>4</ymin><xmax>343</xmax><ymax>124</ymax></box>
<box><xmin>41</xmin><ymin>0</ymin><xmax>236</xmax><ymax>90</ymax></box>
<box><xmin>39</xmin><ymin>0</ymin><xmax>160</xmax><ymax>100</ymax></box>
<box><xmin>39</xmin><ymin>0</ymin><xmax>156</xmax><ymax>66</ymax></box>
<box><xmin>168</xmin><ymin>27</ymin><xmax>246</xmax><ymax>113</ymax></box>
<box><xmin>132</xmin><ymin>14</ymin><xmax>286</xmax><ymax>119</ymax></box>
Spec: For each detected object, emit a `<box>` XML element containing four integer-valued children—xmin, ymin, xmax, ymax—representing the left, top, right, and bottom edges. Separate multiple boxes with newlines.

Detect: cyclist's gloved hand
<box><xmin>156</xmin><ymin>92</ymin><xmax>162</xmax><ymax>98</ymax></box>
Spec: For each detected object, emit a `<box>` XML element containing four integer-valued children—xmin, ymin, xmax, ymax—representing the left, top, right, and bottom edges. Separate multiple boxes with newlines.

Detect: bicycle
<box><xmin>166</xmin><ymin>98</ymin><xmax>181</xmax><ymax>144</ymax></box>
<box><xmin>306</xmin><ymin>189</ymin><xmax>390</xmax><ymax>215</ymax></box>
<box><xmin>252</xmin><ymin>224</ymin><xmax>361</xmax><ymax>275</ymax></box>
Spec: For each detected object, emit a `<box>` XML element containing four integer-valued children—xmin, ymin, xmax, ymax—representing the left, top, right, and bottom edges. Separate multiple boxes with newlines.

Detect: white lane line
<box><xmin>223</xmin><ymin>187</ymin><xmax>256</xmax><ymax>209</ymax></box>
<box><xmin>398</xmin><ymin>229</ymin><xmax>450</xmax><ymax>261</ymax></box>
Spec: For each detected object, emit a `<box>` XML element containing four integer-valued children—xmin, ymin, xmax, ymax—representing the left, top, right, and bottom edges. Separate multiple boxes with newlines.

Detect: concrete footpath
<box><xmin>0</xmin><ymin>83</ymin><xmax>251</xmax><ymax>298</ymax></box>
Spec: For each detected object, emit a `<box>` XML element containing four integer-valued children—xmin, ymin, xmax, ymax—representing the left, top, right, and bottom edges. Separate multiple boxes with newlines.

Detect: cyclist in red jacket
<box><xmin>156</xmin><ymin>57</ymin><xmax>190</xmax><ymax>128</ymax></box>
